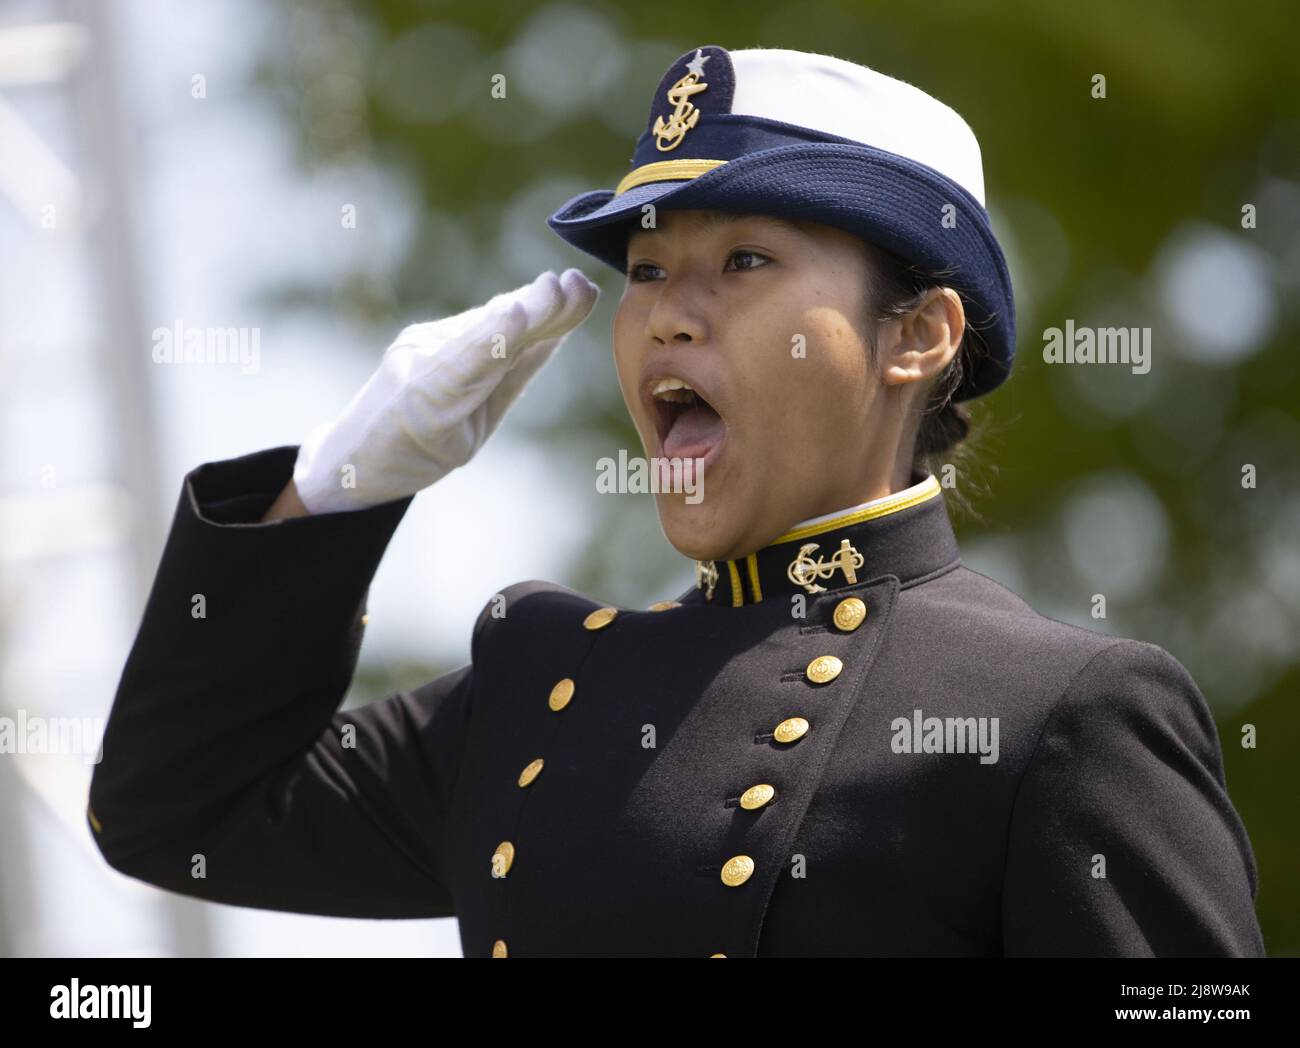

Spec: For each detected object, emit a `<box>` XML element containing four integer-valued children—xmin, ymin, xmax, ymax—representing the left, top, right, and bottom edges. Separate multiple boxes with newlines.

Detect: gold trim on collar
<box><xmin>745</xmin><ymin>553</ymin><xmax>763</xmax><ymax>603</ymax></box>
<box><xmin>773</xmin><ymin>475</ymin><xmax>942</xmax><ymax>544</ymax></box>
<box><xmin>725</xmin><ymin>560</ymin><xmax>743</xmax><ymax>607</ymax></box>
<box><xmin>614</xmin><ymin>158</ymin><xmax>727</xmax><ymax>196</ymax></box>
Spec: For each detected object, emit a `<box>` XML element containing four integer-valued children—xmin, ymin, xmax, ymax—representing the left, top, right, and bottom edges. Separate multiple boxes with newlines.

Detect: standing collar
<box><xmin>691</xmin><ymin>473</ymin><xmax>960</xmax><ymax>607</ymax></box>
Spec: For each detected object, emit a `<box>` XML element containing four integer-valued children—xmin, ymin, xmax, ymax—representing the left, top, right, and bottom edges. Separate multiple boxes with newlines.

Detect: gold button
<box><xmin>360</xmin><ymin>613</ymin><xmax>370</xmax><ymax>625</ymax></box>
<box><xmin>518</xmin><ymin>758</ymin><xmax>544</xmax><ymax>787</ymax></box>
<box><xmin>548</xmin><ymin>678</ymin><xmax>575</xmax><ymax>711</ymax></box>
<box><xmin>739</xmin><ymin>784</ymin><xmax>775</xmax><ymax>810</ymax></box>
<box><xmin>832</xmin><ymin>597</ymin><xmax>866</xmax><ymax>632</ymax></box>
<box><xmin>806</xmin><ymin>655</ymin><xmax>843</xmax><ymax>684</ymax></box>
<box><xmin>721</xmin><ymin>855</ymin><xmax>755</xmax><ymax>887</ymax></box>
<box><xmin>648</xmin><ymin>600</ymin><xmax>681</xmax><ymax>612</ymax></box>
<box><xmin>583</xmin><ymin>606</ymin><xmax>618</xmax><ymax>630</ymax></box>
<box><xmin>492</xmin><ymin>939</ymin><xmax>508</xmax><ymax>957</ymax></box>
<box><xmin>710</xmin><ymin>952</ymin><xmax>727</xmax><ymax>958</ymax></box>
<box><xmin>491</xmin><ymin>840</ymin><xmax>515</xmax><ymax>877</ymax></box>
<box><xmin>773</xmin><ymin>717</ymin><xmax>809</xmax><ymax>744</ymax></box>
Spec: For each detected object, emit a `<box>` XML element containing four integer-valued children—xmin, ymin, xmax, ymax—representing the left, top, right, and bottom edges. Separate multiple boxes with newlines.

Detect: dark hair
<box><xmin>860</xmin><ymin>239</ymin><xmax>995</xmax><ymax>519</ymax></box>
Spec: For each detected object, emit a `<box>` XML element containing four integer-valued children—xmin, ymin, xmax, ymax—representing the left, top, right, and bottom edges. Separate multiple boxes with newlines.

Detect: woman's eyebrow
<box><xmin>629</xmin><ymin>213</ymin><xmax>802</xmax><ymax>249</ymax></box>
<box><xmin>697</xmin><ymin>213</ymin><xmax>802</xmax><ymax>235</ymax></box>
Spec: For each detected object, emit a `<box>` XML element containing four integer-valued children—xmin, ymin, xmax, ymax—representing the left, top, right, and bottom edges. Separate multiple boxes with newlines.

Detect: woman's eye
<box><xmin>628</xmin><ymin>251</ymin><xmax>770</xmax><ymax>282</ymax></box>
<box><xmin>726</xmin><ymin>249</ymin><xmax>771</xmax><ymax>272</ymax></box>
<box><xmin>628</xmin><ymin>262</ymin><xmax>664</xmax><ymax>283</ymax></box>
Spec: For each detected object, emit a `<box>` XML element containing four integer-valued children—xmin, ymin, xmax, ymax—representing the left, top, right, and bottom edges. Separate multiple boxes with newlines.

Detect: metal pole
<box><xmin>66</xmin><ymin>0</ymin><xmax>211</xmax><ymax>958</ymax></box>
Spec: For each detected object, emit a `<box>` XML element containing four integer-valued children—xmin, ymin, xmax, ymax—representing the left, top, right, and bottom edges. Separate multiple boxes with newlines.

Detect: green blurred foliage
<box><xmin>255</xmin><ymin>0</ymin><xmax>1299</xmax><ymax>954</ymax></box>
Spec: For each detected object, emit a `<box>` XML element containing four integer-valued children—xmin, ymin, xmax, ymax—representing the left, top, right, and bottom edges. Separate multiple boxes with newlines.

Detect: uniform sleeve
<box><xmin>1001</xmin><ymin>639</ymin><xmax>1265</xmax><ymax>956</ymax></box>
<box><xmin>88</xmin><ymin>445</ymin><xmax>481</xmax><ymax>919</ymax></box>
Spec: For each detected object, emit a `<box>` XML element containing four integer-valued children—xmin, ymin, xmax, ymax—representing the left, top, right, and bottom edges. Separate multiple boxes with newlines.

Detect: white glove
<box><xmin>293</xmin><ymin>268</ymin><xmax>599</xmax><ymax>513</ymax></box>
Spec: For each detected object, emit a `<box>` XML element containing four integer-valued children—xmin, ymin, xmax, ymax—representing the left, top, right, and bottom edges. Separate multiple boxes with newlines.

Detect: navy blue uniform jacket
<box><xmin>88</xmin><ymin>445</ymin><xmax>1266</xmax><ymax>957</ymax></box>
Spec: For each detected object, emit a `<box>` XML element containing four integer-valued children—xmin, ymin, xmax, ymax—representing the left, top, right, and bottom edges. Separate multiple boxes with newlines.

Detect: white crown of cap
<box><xmin>727</xmin><ymin>48</ymin><xmax>987</xmax><ymax>206</ymax></box>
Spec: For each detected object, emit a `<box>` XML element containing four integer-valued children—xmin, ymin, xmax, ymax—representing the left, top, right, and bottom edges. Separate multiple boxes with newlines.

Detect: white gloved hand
<box><xmin>293</xmin><ymin>268</ymin><xmax>599</xmax><ymax>513</ymax></box>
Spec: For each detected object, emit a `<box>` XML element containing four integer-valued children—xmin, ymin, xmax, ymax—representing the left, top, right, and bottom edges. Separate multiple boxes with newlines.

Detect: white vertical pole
<box><xmin>66</xmin><ymin>0</ymin><xmax>212</xmax><ymax>958</ymax></box>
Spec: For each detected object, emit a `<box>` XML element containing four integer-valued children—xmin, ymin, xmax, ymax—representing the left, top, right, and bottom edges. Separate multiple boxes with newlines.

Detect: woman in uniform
<box><xmin>89</xmin><ymin>45</ymin><xmax>1265</xmax><ymax>957</ymax></box>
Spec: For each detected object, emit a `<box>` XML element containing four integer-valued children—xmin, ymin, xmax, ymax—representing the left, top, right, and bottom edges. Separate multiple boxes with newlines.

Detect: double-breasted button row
<box><xmin>780</xmin><ymin>598</ymin><xmax>869</xmax><ymax>737</ymax></box>
<box><xmin>719</xmin><ymin>597</ymin><xmax>869</xmax><ymax>916</ymax></box>
<box><xmin>491</xmin><ymin>604</ymin><xmax>629</xmax><ymax>953</ymax></box>
<box><xmin>493</xmin><ymin>596</ymin><xmax>859</xmax><ymax>951</ymax></box>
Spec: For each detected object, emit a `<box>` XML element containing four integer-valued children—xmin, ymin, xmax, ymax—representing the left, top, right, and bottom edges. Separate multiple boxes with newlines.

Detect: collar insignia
<box><xmin>695</xmin><ymin>558</ymin><xmax>719</xmax><ymax>600</ymax></box>
<box><xmin>786</xmin><ymin>539</ymin><xmax>865</xmax><ymax>595</ymax></box>
<box><xmin>653</xmin><ymin>48</ymin><xmax>710</xmax><ymax>152</ymax></box>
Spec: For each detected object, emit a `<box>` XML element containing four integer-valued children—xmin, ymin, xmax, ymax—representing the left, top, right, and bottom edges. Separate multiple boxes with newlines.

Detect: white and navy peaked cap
<box><xmin>547</xmin><ymin>44</ymin><xmax>1015</xmax><ymax>401</ymax></box>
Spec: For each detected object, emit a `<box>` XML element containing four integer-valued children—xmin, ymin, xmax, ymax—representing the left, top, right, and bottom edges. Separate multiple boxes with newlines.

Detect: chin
<box><xmin>655</xmin><ymin>493</ymin><xmax>735</xmax><ymax>562</ymax></box>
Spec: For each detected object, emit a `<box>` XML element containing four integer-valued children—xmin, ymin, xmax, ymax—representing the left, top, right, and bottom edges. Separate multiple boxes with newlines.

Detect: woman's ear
<box><xmin>879</xmin><ymin>287</ymin><xmax>965</xmax><ymax>390</ymax></box>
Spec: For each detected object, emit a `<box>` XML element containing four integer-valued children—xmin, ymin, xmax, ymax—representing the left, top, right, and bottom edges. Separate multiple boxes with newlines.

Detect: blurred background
<box><xmin>1</xmin><ymin>0</ymin><xmax>1296</xmax><ymax>957</ymax></box>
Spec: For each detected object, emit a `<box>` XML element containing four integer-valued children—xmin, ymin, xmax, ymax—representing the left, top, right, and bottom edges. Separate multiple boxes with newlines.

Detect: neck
<box><xmin>787</xmin><ymin>469</ymin><xmax>931</xmax><ymax>533</ymax></box>
<box><xmin>686</xmin><ymin>472</ymin><xmax>955</xmax><ymax>608</ymax></box>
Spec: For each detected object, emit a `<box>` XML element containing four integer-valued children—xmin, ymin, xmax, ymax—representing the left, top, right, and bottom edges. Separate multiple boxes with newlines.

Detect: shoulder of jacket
<box><xmin>469</xmin><ymin>579</ymin><xmax>609</xmax><ymax>661</ymax></box>
<box><xmin>1025</xmin><ymin>637</ymin><xmax>1224</xmax><ymax>780</ymax></box>
<box><xmin>917</xmin><ymin>563</ymin><xmax>1120</xmax><ymax>657</ymax></box>
<box><xmin>1056</xmin><ymin>636</ymin><xmax>1205</xmax><ymax>710</ymax></box>
<box><xmin>912</xmin><ymin>565</ymin><xmax>1211</xmax><ymax>714</ymax></box>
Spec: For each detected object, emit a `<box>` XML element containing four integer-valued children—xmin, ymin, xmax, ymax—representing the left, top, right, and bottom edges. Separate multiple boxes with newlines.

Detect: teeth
<box><xmin>652</xmin><ymin>377</ymin><xmax>696</xmax><ymax>403</ymax></box>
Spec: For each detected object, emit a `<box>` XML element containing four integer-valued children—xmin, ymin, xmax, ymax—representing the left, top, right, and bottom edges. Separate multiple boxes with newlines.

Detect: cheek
<box><xmin>747</xmin><ymin>318</ymin><xmax>870</xmax><ymax>451</ymax></box>
<box><xmin>612</xmin><ymin>344</ymin><xmax>634</xmax><ymax>395</ymax></box>
<box><xmin>611</xmin><ymin>313</ymin><xmax>641</xmax><ymax>397</ymax></box>
<box><xmin>803</xmin><ymin>314</ymin><xmax>872</xmax><ymax>405</ymax></box>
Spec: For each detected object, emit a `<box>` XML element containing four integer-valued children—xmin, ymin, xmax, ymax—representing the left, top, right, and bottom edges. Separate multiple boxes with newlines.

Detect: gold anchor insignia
<box><xmin>695</xmin><ymin>559</ymin><xmax>719</xmax><ymax>600</ymax></box>
<box><xmin>786</xmin><ymin>539</ymin><xmax>865</xmax><ymax>595</ymax></box>
<box><xmin>652</xmin><ymin>48</ymin><xmax>710</xmax><ymax>152</ymax></box>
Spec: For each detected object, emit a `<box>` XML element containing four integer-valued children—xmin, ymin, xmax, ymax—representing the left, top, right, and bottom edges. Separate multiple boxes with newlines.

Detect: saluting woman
<box><xmin>90</xmin><ymin>45</ymin><xmax>1264</xmax><ymax>957</ymax></box>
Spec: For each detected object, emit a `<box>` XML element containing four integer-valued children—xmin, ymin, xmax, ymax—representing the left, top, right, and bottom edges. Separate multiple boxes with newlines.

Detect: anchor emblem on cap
<box><xmin>787</xmin><ymin>539</ymin><xmax>865</xmax><ymax>595</ymax></box>
<box><xmin>653</xmin><ymin>48</ymin><xmax>710</xmax><ymax>152</ymax></box>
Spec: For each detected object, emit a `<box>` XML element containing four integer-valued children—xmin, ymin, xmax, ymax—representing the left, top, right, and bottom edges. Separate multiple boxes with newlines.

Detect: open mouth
<box><xmin>651</xmin><ymin>381</ymin><xmax>727</xmax><ymax>462</ymax></box>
